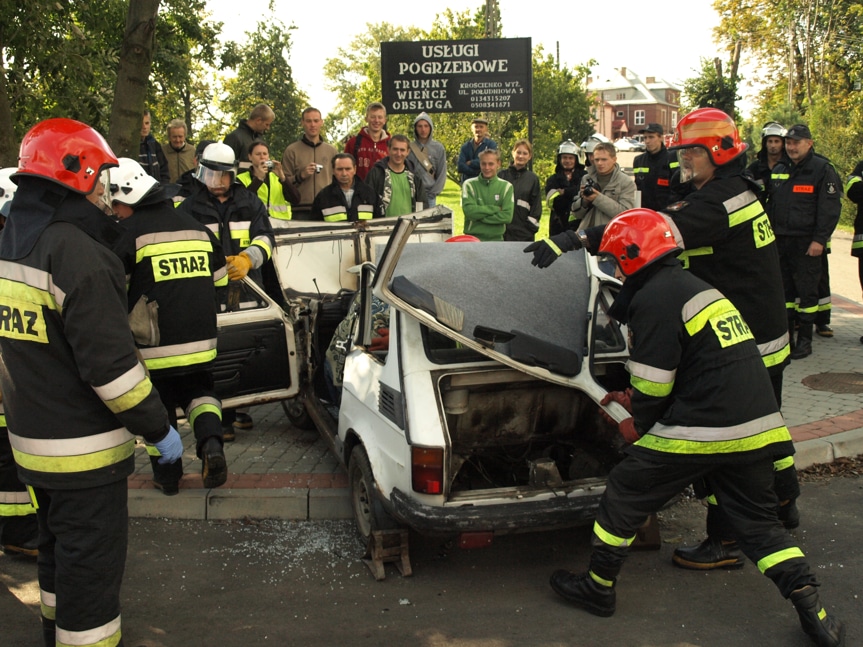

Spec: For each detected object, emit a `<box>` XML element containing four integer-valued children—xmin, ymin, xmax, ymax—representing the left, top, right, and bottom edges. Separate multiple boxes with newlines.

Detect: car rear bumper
<box><xmin>388</xmin><ymin>484</ymin><xmax>606</xmax><ymax>534</ymax></box>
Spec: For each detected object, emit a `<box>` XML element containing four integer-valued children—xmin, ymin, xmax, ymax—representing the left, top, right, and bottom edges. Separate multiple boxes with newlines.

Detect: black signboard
<box><xmin>381</xmin><ymin>38</ymin><xmax>532</xmax><ymax>114</ymax></box>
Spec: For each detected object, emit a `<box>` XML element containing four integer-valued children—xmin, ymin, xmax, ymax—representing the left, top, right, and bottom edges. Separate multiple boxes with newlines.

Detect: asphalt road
<box><xmin>2</xmin><ymin>475</ymin><xmax>860</xmax><ymax>647</ymax></box>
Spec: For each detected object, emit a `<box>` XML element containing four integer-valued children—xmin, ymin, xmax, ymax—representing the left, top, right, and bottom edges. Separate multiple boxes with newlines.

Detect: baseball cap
<box><xmin>471</xmin><ymin>117</ymin><xmax>489</xmax><ymax>125</ymax></box>
<box><xmin>639</xmin><ymin>123</ymin><xmax>663</xmax><ymax>135</ymax></box>
<box><xmin>785</xmin><ymin>124</ymin><xmax>812</xmax><ymax>140</ymax></box>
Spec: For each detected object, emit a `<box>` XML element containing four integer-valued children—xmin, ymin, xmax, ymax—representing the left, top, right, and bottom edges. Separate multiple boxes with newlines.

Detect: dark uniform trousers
<box><xmin>149</xmin><ymin>370</ymin><xmax>222</xmax><ymax>487</ymax></box>
<box><xmin>590</xmin><ymin>454</ymin><xmax>815</xmax><ymax>599</ymax></box>
<box><xmin>777</xmin><ymin>236</ymin><xmax>822</xmax><ymax>326</ymax></box>
<box><xmin>0</xmin><ymin>427</ymin><xmax>37</xmax><ymax>545</ymax></box>
<box><xmin>35</xmin><ymin>480</ymin><xmax>127</xmax><ymax>647</ymax></box>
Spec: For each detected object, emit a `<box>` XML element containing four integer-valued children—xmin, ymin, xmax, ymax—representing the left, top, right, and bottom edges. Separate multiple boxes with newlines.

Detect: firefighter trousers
<box><xmin>0</xmin><ymin>428</ymin><xmax>37</xmax><ymax>545</ymax></box>
<box><xmin>35</xmin><ymin>479</ymin><xmax>127</xmax><ymax>647</ymax></box>
<box><xmin>777</xmin><ymin>236</ymin><xmax>822</xmax><ymax>325</ymax></box>
<box><xmin>589</xmin><ymin>454</ymin><xmax>816</xmax><ymax>598</ymax></box>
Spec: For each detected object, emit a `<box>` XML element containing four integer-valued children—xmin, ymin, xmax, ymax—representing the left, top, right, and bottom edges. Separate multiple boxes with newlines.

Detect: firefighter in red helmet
<box><xmin>526</xmin><ymin>107</ymin><xmax>799</xmax><ymax>570</ymax></box>
<box><xmin>547</xmin><ymin>209</ymin><xmax>844</xmax><ymax>647</ymax></box>
<box><xmin>0</xmin><ymin>118</ymin><xmax>178</xmax><ymax>647</ymax></box>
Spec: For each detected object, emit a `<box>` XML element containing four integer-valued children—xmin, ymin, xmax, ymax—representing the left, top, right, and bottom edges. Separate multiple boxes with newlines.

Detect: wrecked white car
<box><xmin>214</xmin><ymin>209</ymin><xmax>633</xmax><ymax>544</ymax></box>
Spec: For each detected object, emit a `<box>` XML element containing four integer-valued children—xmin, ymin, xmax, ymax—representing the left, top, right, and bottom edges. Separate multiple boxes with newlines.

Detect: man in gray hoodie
<box><xmin>408</xmin><ymin>112</ymin><xmax>447</xmax><ymax>207</ymax></box>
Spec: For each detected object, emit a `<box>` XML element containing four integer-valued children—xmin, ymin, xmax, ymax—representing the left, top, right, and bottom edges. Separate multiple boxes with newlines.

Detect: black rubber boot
<box><xmin>791</xmin><ymin>324</ymin><xmax>813</xmax><ymax>359</ymax></box>
<box><xmin>790</xmin><ymin>586</ymin><xmax>845</xmax><ymax>646</ymax></box>
<box><xmin>549</xmin><ymin>570</ymin><xmax>616</xmax><ymax>617</ymax></box>
<box><xmin>201</xmin><ymin>437</ymin><xmax>227</xmax><ymax>489</ymax></box>
<box><xmin>672</xmin><ymin>536</ymin><xmax>744</xmax><ymax>570</ymax></box>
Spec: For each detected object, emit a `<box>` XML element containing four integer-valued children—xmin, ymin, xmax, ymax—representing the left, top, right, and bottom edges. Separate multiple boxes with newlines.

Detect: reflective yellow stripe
<box><xmin>706</xmin><ymin>494</ymin><xmax>718</xmax><ymax>505</ymax></box>
<box><xmin>544</xmin><ymin>238</ymin><xmax>563</xmax><ymax>256</ymax></box>
<box><xmin>92</xmin><ymin>363</ymin><xmax>148</xmax><ymax>402</ymax></box>
<box><xmin>593</xmin><ymin>520</ymin><xmax>636</xmax><ymax>548</ymax></box>
<box><xmin>774</xmin><ymin>456</ymin><xmax>795</xmax><ymax>471</ymax></box>
<box><xmin>844</xmin><ymin>175</ymin><xmax>861</xmax><ymax>193</ymax></box>
<box><xmin>630</xmin><ymin>375</ymin><xmax>673</xmax><ymax>397</ymax></box>
<box><xmin>41</xmin><ymin>589</ymin><xmax>56</xmax><ymax>620</ymax></box>
<box><xmin>669</xmin><ymin>160</ymin><xmax>679</xmax><ymax>169</ymax></box>
<box><xmin>0</xmin><ymin>502</ymin><xmax>36</xmax><ymax>516</ymax></box>
<box><xmin>139</xmin><ymin>339</ymin><xmax>217</xmax><ymax>370</ymax></box>
<box><xmin>213</xmin><ymin>266</ymin><xmax>228</xmax><ymax>286</ymax></box>
<box><xmin>682</xmin><ymin>291</ymin><xmax>728</xmax><ymax>335</ymax></box>
<box><xmin>589</xmin><ymin>570</ymin><xmax>614</xmax><ymax>588</ymax></box>
<box><xmin>57</xmin><ymin>614</ymin><xmax>122</xmax><ymax>647</ymax></box>
<box><xmin>323</xmin><ymin>212</ymin><xmax>348</xmax><ymax>222</ymax></box>
<box><xmin>251</xmin><ymin>236</ymin><xmax>273</xmax><ymax>260</ymax></box>
<box><xmin>757</xmin><ymin>547</ymin><xmax>805</xmax><ymax>573</ymax></box>
<box><xmin>762</xmin><ymin>343</ymin><xmax>790</xmax><ymax>368</ymax></box>
<box><xmin>10</xmin><ymin>428</ymin><xmax>133</xmax><ymax>456</ymax></box>
<box><xmin>102</xmin><ymin>374</ymin><xmax>154</xmax><ymax>415</ymax></box>
<box><xmin>632</xmin><ymin>167</ymin><xmax>649</xmax><ymax>174</ymax></box>
<box><xmin>636</xmin><ymin>414</ymin><xmax>791</xmax><ymax>455</ymax></box>
<box><xmin>143</xmin><ymin>348</ymin><xmax>217</xmax><ymax>371</ymax></box>
<box><xmin>677</xmin><ymin>246</ymin><xmax>713</xmax><ymax>268</ymax></box>
<box><xmin>13</xmin><ymin>439</ymin><xmax>135</xmax><ymax>473</ymax></box>
<box><xmin>188</xmin><ymin>396</ymin><xmax>221</xmax><ymax>428</ymax></box>
<box><xmin>134</xmin><ymin>232</ymin><xmax>212</xmax><ymax>262</ymax></box>
<box><xmin>771</xmin><ymin>173</ymin><xmax>789</xmax><ymax>180</ymax></box>
<box><xmin>727</xmin><ymin>199</ymin><xmax>763</xmax><ymax>228</ymax></box>
<box><xmin>145</xmin><ymin>444</ymin><xmax>161</xmax><ymax>457</ymax></box>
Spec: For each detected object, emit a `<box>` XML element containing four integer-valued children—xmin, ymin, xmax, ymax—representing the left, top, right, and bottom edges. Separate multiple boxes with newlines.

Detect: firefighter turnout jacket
<box><xmin>175</xmin><ymin>182</ymin><xmax>274</xmax><ymax>285</ymax></box>
<box><xmin>624</xmin><ymin>258</ymin><xmax>795</xmax><ymax>464</ymax></box>
<box><xmin>0</xmin><ymin>189</ymin><xmax>170</xmax><ymax>490</ymax></box>
<box><xmin>632</xmin><ymin>145</ymin><xmax>678</xmax><ymax>210</ymax></box>
<box><xmin>115</xmin><ymin>201</ymin><xmax>228</xmax><ymax>374</ymax></box>
<box><xmin>660</xmin><ymin>174</ymin><xmax>790</xmax><ymax>376</ymax></box>
<box><xmin>767</xmin><ymin>149</ymin><xmax>842</xmax><ymax>243</ymax></box>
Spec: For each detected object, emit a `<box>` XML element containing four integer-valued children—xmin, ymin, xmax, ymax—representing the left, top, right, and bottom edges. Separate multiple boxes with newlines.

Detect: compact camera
<box><xmin>314</xmin><ymin>164</ymin><xmax>323</xmax><ymax>173</ymax></box>
<box><xmin>582</xmin><ymin>177</ymin><xmax>600</xmax><ymax>197</ymax></box>
<box><xmin>264</xmin><ymin>160</ymin><xmax>274</xmax><ymax>169</ymax></box>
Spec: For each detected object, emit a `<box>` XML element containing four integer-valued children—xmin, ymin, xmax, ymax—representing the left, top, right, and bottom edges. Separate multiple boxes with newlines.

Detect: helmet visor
<box><xmin>196</xmin><ymin>166</ymin><xmax>234</xmax><ymax>191</ymax></box>
<box><xmin>676</xmin><ymin>146</ymin><xmax>711</xmax><ymax>184</ymax></box>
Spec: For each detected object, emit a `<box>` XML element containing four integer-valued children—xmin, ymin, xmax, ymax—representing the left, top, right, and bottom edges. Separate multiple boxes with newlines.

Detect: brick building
<box><xmin>587</xmin><ymin>67</ymin><xmax>681</xmax><ymax>142</ymax></box>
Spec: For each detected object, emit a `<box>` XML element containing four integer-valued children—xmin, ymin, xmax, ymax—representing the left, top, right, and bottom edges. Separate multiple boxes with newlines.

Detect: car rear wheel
<box><xmin>348</xmin><ymin>445</ymin><xmax>397</xmax><ymax>540</ymax></box>
<box><xmin>281</xmin><ymin>398</ymin><xmax>316</xmax><ymax>430</ymax></box>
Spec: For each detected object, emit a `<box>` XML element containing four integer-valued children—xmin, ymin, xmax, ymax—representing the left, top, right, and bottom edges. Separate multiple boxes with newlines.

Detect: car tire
<box><xmin>348</xmin><ymin>445</ymin><xmax>397</xmax><ymax>541</ymax></box>
<box><xmin>281</xmin><ymin>398</ymin><xmax>316</xmax><ymax>430</ymax></box>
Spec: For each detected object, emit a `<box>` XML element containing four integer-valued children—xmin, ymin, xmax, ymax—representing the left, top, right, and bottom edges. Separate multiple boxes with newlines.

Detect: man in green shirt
<box><xmin>461</xmin><ymin>148</ymin><xmax>514</xmax><ymax>241</ymax></box>
<box><xmin>365</xmin><ymin>134</ymin><xmax>426</xmax><ymax>217</ymax></box>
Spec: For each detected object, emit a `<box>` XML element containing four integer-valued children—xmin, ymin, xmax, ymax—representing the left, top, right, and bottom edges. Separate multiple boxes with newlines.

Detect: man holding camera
<box><xmin>568</xmin><ymin>142</ymin><xmax>636</xmax><ymax>229</ymax></box>
<box><xmin>281</xmin><ymin>107</ymin><xmax>338</xmax><ymax>220</ymax></box>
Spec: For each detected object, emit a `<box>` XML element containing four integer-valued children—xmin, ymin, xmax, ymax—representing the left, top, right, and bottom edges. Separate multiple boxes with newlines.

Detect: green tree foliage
<box><xmin>214</xmin><ymin>9</ymin><xmax>308</xmax><ymax>156</ymax></box>
<box><xmin>147</xmin><ymin>0</ymin><xmax>224</xmax><ymax>141</ymax></box>
<box><xmin>0</xmin><ymin>0</ymin><xmax>225</xmax><ymax>165</ymax></box>
<box><xmin>323</xmin><ymin>6</ymin><xmax>595</xmax><ymax>185</ymax></box>
<box><xmin>712</xmin><ymin>0</ymin><xmax>863</xmax><ymax>221</ymax></box>
<box><xmin>681</xmin><ymin>57</ymin><xmax>740</xmax><ymax>118</ymax></box>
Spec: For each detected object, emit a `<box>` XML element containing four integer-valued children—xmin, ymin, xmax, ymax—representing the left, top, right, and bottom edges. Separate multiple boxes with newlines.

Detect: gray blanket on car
<box><xmin>386</xmin><ymin>242</ymin><xmax>590</xmax><ymax>376</ymax></box>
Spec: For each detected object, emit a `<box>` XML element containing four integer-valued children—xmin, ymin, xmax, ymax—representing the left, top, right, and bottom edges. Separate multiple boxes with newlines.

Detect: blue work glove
<box><xmin>154</xmin><ymin>426</ymin><xmax>183</xmax><ymax>464</ymax></box>
<box><xmin>523</xmin><ymin>230</ymin><xmax>582</xmax><ymax>268</ymax></box>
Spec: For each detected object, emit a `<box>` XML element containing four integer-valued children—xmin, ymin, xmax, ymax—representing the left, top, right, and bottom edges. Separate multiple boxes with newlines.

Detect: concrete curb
<box><xmin>129</xmin><ymin>486</ymin><xmax>352</xmax><ymax>521</ymax></box>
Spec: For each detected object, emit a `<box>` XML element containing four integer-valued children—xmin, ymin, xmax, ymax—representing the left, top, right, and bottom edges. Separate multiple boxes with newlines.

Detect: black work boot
<box><xmin>549</xmin><ymin>570</ymin><xmax>616</xmax><ymax>617</ymax></box>
<box><xmin>672</xmin><ymin>536</ymin><xmax>744</xmax><ymax>570</ymax></box>
<box><xmin>791</xmin><ymin>324</ymin><xmax>813</xmax><ymax>359</ymax></box>
<box><xmin>790</xmin><ymin>586</ymin><xmax>845</xmax><ymax>646</ymax></box>
<box><xmin>201</xmin><ymin>437</ymin><xmax>227</xmax><ymax>489</ymax></box>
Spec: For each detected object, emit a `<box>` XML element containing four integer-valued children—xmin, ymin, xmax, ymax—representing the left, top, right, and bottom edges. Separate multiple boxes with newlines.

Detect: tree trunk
<box><xmin>107</xmin><ymin>0</ymin><xmax>160</xmax><ymax>158</ymax></box>
<box><xmin>0</xmin><ymin>55</ymin><xmax>17</xmax><ymax>167</ymax></box>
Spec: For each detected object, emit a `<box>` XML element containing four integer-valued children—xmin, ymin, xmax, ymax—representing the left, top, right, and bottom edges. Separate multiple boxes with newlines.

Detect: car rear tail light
<box><xmin>411</xmin><ymin>446</ymin><xmax>443</xmax><ymax>494</ymax></box>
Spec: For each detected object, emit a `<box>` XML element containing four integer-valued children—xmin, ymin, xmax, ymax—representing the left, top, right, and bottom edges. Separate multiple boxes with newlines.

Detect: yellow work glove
<box><xmin>226</xmin><ymin>253</ymin><xmax>253</xmax><ymax>281</ymax></box>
